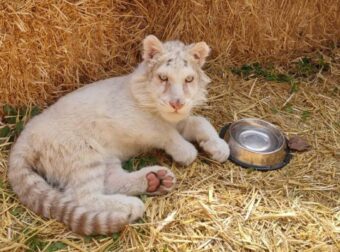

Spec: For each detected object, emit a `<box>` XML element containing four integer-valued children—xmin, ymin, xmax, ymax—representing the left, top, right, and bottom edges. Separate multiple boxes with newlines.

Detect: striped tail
<box><xmin>8</xmin><ymin>151</ymin><xmax>128</xmax><ymax>235</ymax></box>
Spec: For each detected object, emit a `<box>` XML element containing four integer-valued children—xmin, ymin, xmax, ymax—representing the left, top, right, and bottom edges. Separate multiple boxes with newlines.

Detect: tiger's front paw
<box><xmin>170</xmin><ymin>141</ymin><xmax>198</xmax><ymax>166</ymax></box>
<box><xmin>200</xmin><ymin>137</ymin><xmax>230</xmax><ymax>163</ymax></box>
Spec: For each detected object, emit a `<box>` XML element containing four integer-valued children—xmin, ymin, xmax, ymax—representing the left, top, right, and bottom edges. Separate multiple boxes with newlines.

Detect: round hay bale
<box><xmin>0</xmin><ymin>0</ymin><xmax>339</xmax><ymax>106</ymax></box>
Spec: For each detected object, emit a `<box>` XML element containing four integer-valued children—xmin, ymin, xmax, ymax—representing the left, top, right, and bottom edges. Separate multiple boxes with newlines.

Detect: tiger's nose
<box><xmin>169</xmin><ymin>100</ymin><xmax>184</xmax><ymax>110</ymax></box>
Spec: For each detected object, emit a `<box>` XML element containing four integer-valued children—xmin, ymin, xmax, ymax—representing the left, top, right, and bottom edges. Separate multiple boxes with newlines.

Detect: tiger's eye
<box><xmin>185</xmin><ymin>76</ymin><xmax>194</xmax><ymax>83</ymax></box>
<box><xmin>159</xmin><ymin>74</ymin><xmax>168</xmax><ymax>82</ymax></box>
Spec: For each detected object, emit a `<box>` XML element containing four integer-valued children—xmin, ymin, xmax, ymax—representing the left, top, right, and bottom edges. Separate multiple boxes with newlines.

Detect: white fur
<box><xmin>8</xmin><ymin>35</ymin><xmax>230</xmax><ymax>234</ymax></box>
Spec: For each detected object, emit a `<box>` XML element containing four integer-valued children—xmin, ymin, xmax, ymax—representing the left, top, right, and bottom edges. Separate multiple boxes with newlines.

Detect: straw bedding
<box><xmin>1</xmin><ymin>53</ymin><xmax>339</xmax><ymax>250</ymax></box>
<box><xmin>0</xmin><ymin>0</ymin><xmax>339</xmax><ymax>251</ymax></box>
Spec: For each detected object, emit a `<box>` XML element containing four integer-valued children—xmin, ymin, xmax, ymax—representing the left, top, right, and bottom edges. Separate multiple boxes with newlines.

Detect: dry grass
<box><xmin>1</xmin><ymin>1</ymin><xmax>340</xmax><ymax>251</ymax></box>
<box><xmin>0</xmin><ymin>50</ymin><xmax>339</xmax><ymax>251</ymax></box>
<box><xmin>0</xmin><ymin>0</ymin><xmax>339</xmax><ymax>106</ymax></box>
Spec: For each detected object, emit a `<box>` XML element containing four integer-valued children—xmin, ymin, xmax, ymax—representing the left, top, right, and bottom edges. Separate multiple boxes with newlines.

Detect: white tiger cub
<box><xmin>8</xmin><ymin>35</ymin><xmax>230</xmax><ymax>235</ymax></box>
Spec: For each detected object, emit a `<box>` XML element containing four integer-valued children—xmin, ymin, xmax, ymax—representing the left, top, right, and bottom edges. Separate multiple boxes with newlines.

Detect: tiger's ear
<box><xmin>188</xmin><ymin>42</ymin><xmax>211</xmax><ymax>66</ymax></box>
<box><xmin>142</xmin><ymin>35</ymin><xmax>164</xmax><ymax>61</ymax></box>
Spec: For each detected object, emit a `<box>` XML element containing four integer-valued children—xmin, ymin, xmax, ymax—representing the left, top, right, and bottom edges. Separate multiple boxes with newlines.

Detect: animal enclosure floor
<box><xmin>0</xmin><ymin>60</ymin><xmax>339</xmax><ymax>251</ymax></box>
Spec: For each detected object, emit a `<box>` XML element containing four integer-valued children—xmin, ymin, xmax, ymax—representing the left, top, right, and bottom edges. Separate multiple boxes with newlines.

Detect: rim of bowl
<box><xmin>228</xmin><ymin>118</ymin><xmax>286</xmax><ymax>155</ymax></box>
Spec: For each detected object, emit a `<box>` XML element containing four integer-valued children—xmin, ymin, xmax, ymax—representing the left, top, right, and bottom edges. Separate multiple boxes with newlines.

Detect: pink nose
<box><xmin>169</xmin><ymin>100</ymin><xmax>184</xmax><ymax>110</ymax></box>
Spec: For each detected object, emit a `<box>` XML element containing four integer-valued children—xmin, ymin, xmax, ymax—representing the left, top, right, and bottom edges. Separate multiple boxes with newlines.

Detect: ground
<box><xmin>0</xmin><ymin>52</ymin><xmax>339</xmax><ymax>251</ymax></box>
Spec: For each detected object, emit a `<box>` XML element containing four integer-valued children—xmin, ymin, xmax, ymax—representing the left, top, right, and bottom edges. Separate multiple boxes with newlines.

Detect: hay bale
<box><xmin>0</xmin><ymin>0</ymin><xmax>339</xmax><ymax>106</ymax></box>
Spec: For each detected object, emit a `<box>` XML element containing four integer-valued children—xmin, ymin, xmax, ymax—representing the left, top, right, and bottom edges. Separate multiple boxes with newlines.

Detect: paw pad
<box><xmin>146</xmin><ymin>170</ymin><xmax>175</xmax><ymax>194</ymax></box>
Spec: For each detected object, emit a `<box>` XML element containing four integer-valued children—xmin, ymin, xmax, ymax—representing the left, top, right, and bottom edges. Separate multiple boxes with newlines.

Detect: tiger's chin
<box><xmin>160</xmin><ymin>111</ymin><xmax>190</xmax><ymax>124</ymax></box>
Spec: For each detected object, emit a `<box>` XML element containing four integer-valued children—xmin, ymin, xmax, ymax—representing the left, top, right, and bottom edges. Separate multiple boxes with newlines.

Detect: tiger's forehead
<box><xmin>156</xmin><ymin>54</ymin><xmax>195</xmax><ymax>77</ymax></box>
<box><xmin>165</xmin><ymin>56</ymin><xmax>189</xmax><ymax>68</ymax></box>
<box><xmin>161</xmin><ymin>40</ymin><xmax>190</xmax><ymax>69</ymax></box>
<box><xmin>151</xmin><ymin>40</ymin><xmax>198</xmax><ymax>75</ymax></box>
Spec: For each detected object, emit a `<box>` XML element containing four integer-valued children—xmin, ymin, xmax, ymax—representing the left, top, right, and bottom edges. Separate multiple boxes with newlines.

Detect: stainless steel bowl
<box><xmin>220</xmin><ymin>118</ymin><xmax>291</xmax><ymax>170</ymax></box>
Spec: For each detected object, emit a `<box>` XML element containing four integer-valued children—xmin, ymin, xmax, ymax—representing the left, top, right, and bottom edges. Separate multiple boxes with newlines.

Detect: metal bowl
<box><xmin>220</xmin><ymin>118</ymin><xmax>291</xmax><ymax>171</ymax></box>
